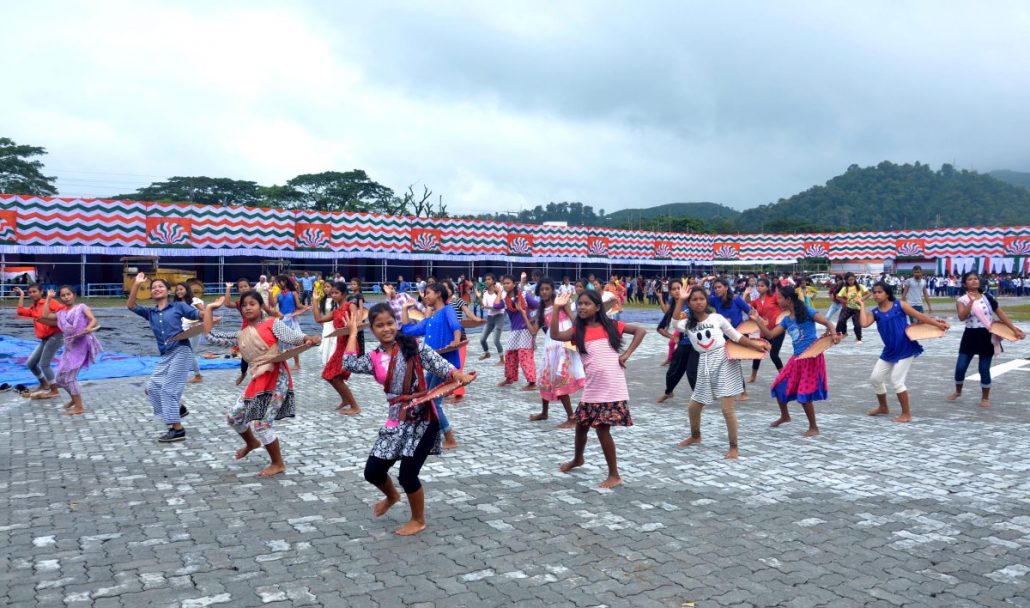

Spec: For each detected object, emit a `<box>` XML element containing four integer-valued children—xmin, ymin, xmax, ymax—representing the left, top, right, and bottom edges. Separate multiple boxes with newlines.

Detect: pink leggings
<box><xmin>504</xmin><ymin>348</ymin><xmax>536</xmax><ymax>383</ymax></box>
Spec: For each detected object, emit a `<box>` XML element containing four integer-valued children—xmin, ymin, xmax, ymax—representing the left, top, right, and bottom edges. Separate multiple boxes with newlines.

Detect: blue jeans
<box><xmin>954</xmin><ymin>352</ymin><xmax>992</xmax><ymax>387</ymax></box>
<box><xmin>426</xmin><ymin>374</ymin><xmax>451</xmax><ymax>433</ymax></box>
<box><xmin>824</xmin><ymin>301</ymin><xmax>841</xmax><ymax>323</ymax></box>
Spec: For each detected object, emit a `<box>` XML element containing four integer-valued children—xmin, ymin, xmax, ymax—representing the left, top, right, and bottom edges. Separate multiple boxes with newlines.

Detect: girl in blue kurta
<box><xmin>401</xmin><ymin>283</ymin><xmax>463</xmax><ymax>449</ymax></box>
<box><xmin>859</xmin><ymin>281</ymin><xmax>948</xmax><ymax>423</ymax></box>
<box><xmin>709</xmin><ymin>277</ymin><xmax>752</xmax><ymax>400</ymax></box>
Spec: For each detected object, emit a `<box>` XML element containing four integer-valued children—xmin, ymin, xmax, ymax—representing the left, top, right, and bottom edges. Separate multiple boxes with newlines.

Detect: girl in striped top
<box><xmin>549</xmin><ymin>290</ymin><xmax>646</xmax><ymax>489</ymax></box>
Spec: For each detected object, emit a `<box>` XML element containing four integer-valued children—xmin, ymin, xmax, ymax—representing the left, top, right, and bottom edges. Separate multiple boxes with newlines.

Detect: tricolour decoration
<box><xmin>0</xmin><ymin>210</ymin><xmax>16</xmax><ymax>244</ymax></box>
<box><xmin>146</xmin><ymin>218</ymin><xmax>192</xmax><ymax>247</ymax></box>
<box><xmin>653</xmin><ymin>241</ymin><xmax>674</xmax><ymax>260</ymax></box>
<box><xmin>507</xmin><ymin>234</ymin><xmax>533</xmax><ymax>256</ymax></box>
<box><xmin>896</xmin><ymin>238</ymin><xmax>926</xmax><ymax>257</ymax></box>
<box><xmin>411</xmin><ymin>228</ymin><xmax>442</xmax><ymax>252</ymax></box>
<box><xmin>803</xmin><ymin>241</ymin><xmax>830</xmax><ymax>258</ymax></box>
<box><xmin>713</xmin><ymin>242</ymin><xmax>740</xmax><ymax>260</ymax></box>
<box><xmin>294</xmin><ymin>223</ymin><xmax>331</xmax><ymax>250</ymax></box>
<box><xmin>1003</xmin><ymin>236</ymin><xmax>1030</xmax><ymax>256</ymax></box>
<box><xmin>587</xmin><ymin>236</ymin><xmax>609</xmax><ymax>257</ymax></box>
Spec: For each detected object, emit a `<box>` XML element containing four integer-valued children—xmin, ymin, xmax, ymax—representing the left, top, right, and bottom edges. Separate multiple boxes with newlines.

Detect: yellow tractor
<box><xmin>121</xmin><ymin>257</ymin><xmax>195</xmax><ymax>298</ymax></box>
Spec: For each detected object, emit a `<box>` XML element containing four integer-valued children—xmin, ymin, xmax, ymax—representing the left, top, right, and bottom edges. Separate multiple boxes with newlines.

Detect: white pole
<box><xmin>80</xmin><ymin>253</ymin><xmax>86</xmax><ymax>294</ymax></box>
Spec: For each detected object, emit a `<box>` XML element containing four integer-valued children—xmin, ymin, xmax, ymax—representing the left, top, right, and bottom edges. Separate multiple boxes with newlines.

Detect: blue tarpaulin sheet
<box><xmin>0</xmin><ymin>335</ymin><xmax>240</xmax><ymax>385</ymax></box>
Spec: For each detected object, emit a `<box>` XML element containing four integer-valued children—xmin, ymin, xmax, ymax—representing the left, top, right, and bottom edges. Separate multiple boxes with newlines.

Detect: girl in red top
<box><xmin>314</xmin><ymin>281</ymin><xmax>361</xmax><ymax>415</ymax></box>
<box><xmin>14</xmin><ymin>284</ymin><xmax>65</xmax><ymax>399</ymax></box>
<box><xmin>745</xmin><ymin>278</ymin><xmax>785</xmax><ymax>383</ymax></box>
<box><xmin>549</xmin><ymin>290</ymin><xmax>646</xmax><ymax>489</ymax></box>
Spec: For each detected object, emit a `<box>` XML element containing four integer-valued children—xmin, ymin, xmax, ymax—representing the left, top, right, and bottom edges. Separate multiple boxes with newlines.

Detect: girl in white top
<box><xmin>675</xmin><ymin>287</ymin><xmax>768</xmax><ymax>459</ymax></box>
<box><xmin>255</xmin><ymin>275</ymin><xmax>271</xmax><ymax>302</ymax></box>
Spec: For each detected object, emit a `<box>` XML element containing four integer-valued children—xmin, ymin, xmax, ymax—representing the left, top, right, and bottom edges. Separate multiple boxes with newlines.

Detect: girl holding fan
<box><xmin>858</xmin><ymin>281</ymin><xmax>949</xmax><ymax>422</ymax></box>
<box><xmin>946</xmin><ymin>272</ymin><xmax>1025</xmax><ymax>408</ymax></box>
<box><xmin>750</xmin><ymin>285</ymin><xmax>840</xmax><ymax>437</ymax></box>
<box><xmin>676</xmin><ymin>287</ymin><xmax>769</xmax><ymax>459</ymax></box>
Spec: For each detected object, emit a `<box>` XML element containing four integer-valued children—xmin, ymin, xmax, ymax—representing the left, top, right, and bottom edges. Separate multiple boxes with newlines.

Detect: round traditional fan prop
<box><xmin>726</xmin><ymin>339</ymin><xmax>769</xmax><ymax>360</ymax></box>
<box><xmin>799</xmin><ymin>335</ymin><xmax>835</xmax><ymax>359</ymax></box>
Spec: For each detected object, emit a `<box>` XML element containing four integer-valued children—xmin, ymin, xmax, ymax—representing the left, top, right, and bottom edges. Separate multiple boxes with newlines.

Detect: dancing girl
<box><xmin>203</xmin><ymin>292</ymin><xmax>320</xmax><ymax>476</ymax></box>
<box><xmin>549</xmin><ymin>290</ymin><xmax>645</xmax><ymax>489</ymax></box>
<box><xmin>859</xmin><ymin>281</ymin><xmax>949</xmax><ymax>422</ymax></box>
<box><xmin>344</xmin><ymin>303</ymin><xmax>473</xmax><ymax>535</ymax></box>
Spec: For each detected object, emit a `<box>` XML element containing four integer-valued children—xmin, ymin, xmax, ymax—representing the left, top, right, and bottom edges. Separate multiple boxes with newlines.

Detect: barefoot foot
<box><xmin>770</xmin><ymin>416</ymin><xmax>791</xmax><ymax>428</ymax></box>
<box><xmin>867</xmin><ymin>406</ymin><xmax>890</xmax><ymax>416</ymax></box>
<box><xmin>258</xmin><ymin>463</ymin><xmax>286</xmax><ymax>477</ymax></box>
<box><xmin>520</xmin><ymin>383</ymin><xmax>537</xmax><ymax>392</ymax></box>
<box><xmin>339</xmin><ymin>406</ymin><xmax>362</xmax><ymax>416</ymax></box>
<box><xmin>443</xmin><ymin>436</ymin><xmax>458</xmax><ymax>450</ymax></box>
<box><xmin>529</xmin><ymin>413</ymin><xmax>548</xmax><ymax>422</ymax></box>
<box><xmin>372</xmin><ymin>494</ymin><xmax>400</xmax><ymax>518</ymax></box>
<box><xmin>946</xmin><ymin>392</ymin><xmax>961</xmax><ymax>401</ymax></box>
<box><xmin>802</xmin><ymin>427</ymin><xmax>820</xmax><ymax>438</ymax></box>
<box><xmin>395</xmin><ymin>519</ymin><xmax>427</xmax><ymax>536</ymax></box>
<box><xmin>497</xmin><ymin>380</ymin><xmax>514</xmax><ymax>387</ymax></box>
<box><xmin>979</xmin><ymin>398</ymin><xmax>990</xmax><ymax>408</ymax></box>
<box><xmin>736</xmin><ymin>393</ymin><xmax>750</xmax><ymax>402</ymax></box>
<box><xmin>677</xmin><ymin>436</ymin><xmax>702</xmax><ymax>448</ymax></box>
<box><xmin>746</xmin><ymin>375</ymin><xmax>757</xmax><ymax>384</ymax></box>
<box><xmin>557</xmin><ymin>418</ymin><xmax>576</xmax><ymax>429</ymax></box>
<box><xmin>559</xmin><ymin>458</ymin><xmax>584</xmax><ymax>473</ymax></box>
<box><xmin>66</xmin><ymin>405</ymin><xmax>85</xmax><ymax>416</ymax></box>
<box><xmin>656</xmin><ymin>393</ymin><xmax>673</xmax><ymax>404</ymax></box>
<box><xmin>598</xmin><ymin>475</ymin><xmax>623</xmax><ymax>489</ymax></box>
<box><xmin>235</xmin><ymin>441</ymin><xmax>262</xmax><ymax>460</ymax></box>
<box><xmin>724</xmin><ymin>446</ymin><xmax>739</xmax><ymax>459</ymax></box>
<box><xmin>892</xmin><ymin>414</ymin><xmax>912</xmax><ymax>423</ymax></box>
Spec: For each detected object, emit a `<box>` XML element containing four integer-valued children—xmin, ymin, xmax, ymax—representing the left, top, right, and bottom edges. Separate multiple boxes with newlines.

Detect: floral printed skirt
<box><xmin>575</xmin><ymin>400</ymin><xmax>633</xmax><ymax>427</ymax></box>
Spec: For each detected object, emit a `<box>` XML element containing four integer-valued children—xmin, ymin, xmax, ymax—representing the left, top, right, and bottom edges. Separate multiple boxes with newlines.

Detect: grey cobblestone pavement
<box><xmin>2</xmin><ymin>323</ymin><xmax>1029</xmax><ymax>607</ymax></box>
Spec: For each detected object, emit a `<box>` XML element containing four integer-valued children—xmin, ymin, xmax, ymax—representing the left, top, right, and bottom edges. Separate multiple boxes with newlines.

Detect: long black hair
<box><xmin>367</xmin><ymin>302</ymin><xmax>419</xmax><ymax>361</ymax></box>
<box><xmin>960</xmin><ymin>271</ymin><xmax>982</xmax><ymax>293</ymax></box>
<box><xmin>778</xmin><ymin>285</ymin><xmax>811</xmax><ymax>324</ymax></box>
<box><xmin>872</xmin><ymin>281</ymin><xmax>895</xmax><ymax>301</ymax></box>
<box><xmin>535</xmin><ymin>277</ymin><xmax>556</xmax><ymax>330</ymax></box>
<box><xmin>277</xmin><ymin>274</ymin><xmax>298</xmax><ymax>293</ymax></box>
<box><xmin>757</xmin><ymin>277</ymin><xmax>775</xmax><ymax>295</ymax></box>
<box><xmin>657</xmin><ymin>279</ymin><xmax>683</xmax><ymax>330</ymax></box>
<box><xmin>172</xmin><ymin>282</ymin><xmax>192</xmax><ymax>303</ymax></box>
<box><xmin>685</xmin><ymin>286</ymin><xmax>712</xmax><ymax>330</ymax></box>
<box><xmin>426</xmin><ymin>282</ymin><xmax>448</xmax><ymax>302</ymax></box>
<box><xmin>713</xmin><ymin>277</ymin><xmax>733</xmax><ymax>307</ymax></box>
<box><xmin>572</xmin><ymin>289</ymin><xmax>622</xmax><ymax>354</ymax></box>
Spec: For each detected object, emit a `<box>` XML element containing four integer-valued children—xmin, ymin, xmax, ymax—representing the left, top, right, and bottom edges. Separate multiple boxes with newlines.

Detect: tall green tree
<box><xmin>0</xmin><ymin>137</ymin><xmax>58</xmax><ymax>196</ymax></box>
<box><xmin>285</xmin><ymin>170</ymin><xmax>394</xmax><ymax>212</ymax></box>
<box><xmin>116</xmin><ymin>176</ymin><xmax>260</xmax><ymax>205</ymax></box>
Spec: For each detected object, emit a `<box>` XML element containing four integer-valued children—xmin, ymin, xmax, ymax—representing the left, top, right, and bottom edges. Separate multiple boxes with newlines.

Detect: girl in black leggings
<box><xmin>343</xmin><ymin>303</ymin><xmax>474</xmax><ymax>536</ymax></box>
<box><xmin>746</xmin><ymin>278</ymin><xmax>785</xmax><ymax>382</ymax></box>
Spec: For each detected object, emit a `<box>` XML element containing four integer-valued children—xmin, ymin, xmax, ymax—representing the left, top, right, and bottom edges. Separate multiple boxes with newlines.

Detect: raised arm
<box><xmin>549</xmin><ymin>294</ymin><xmax>576</xmax><ymax>341</ymax></box>
<box><xmin>748</xmin><ymin>308</ymin><xmax>785</xmax><ymax>340</ymax></box>
<box><xmin>126</xmin><ymin>272</ymin><xmax>146</xmax><ymax>310</ymax></box>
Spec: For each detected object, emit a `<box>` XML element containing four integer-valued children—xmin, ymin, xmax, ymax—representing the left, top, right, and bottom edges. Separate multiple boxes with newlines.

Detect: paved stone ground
<box><xmin>2</xmin><ymin>320</ymin><xmax>1030</xmax><ymax>607</ymax></box>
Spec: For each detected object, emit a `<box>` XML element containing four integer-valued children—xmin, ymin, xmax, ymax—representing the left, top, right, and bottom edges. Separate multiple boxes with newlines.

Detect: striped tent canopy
<box><xmin>2</xmin><ymin>194</ymin><xmax>1029</xmax><ymax>264</ymax></box>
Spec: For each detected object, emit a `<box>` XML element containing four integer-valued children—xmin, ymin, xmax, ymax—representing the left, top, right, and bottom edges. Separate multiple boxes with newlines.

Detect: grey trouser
<box><xmin>27</xmin><ymin>334</ymin><xmax>65</xmax><ymax>384</ymax></box>
<box><xmin>480</xmin><ymin>314</ymin><xmax>505</xmax><ymax>354</ymax></box>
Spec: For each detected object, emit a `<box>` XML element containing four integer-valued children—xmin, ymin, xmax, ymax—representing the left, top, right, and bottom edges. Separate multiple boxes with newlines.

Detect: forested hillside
<box><xmin>734</xmin><ymin>162</ymin><xmax>1030</xmax><ymax>233</ymax></box>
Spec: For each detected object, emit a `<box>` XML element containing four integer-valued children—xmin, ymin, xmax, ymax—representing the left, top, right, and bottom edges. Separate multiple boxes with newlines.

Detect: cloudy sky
<box><xmin>4</xmin><ymin>1</ymin><xmax>1029</xmax><ymax>214</ymax></box>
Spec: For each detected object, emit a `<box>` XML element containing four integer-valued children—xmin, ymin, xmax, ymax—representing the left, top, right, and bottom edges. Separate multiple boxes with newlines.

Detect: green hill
<box><xmin>604</xmin><ymin>202</ymin><xmax>740</xmax><ymax>225</ymax></box>
<box><xmin>989</xmin><ymin>169</ymin><xmax>1030</xmax><ymax>191</ymax></box>
<box><xmin>734</xmin><ymin>161</ymin><xmax>1030</xmax><ymax>233</ymax></box>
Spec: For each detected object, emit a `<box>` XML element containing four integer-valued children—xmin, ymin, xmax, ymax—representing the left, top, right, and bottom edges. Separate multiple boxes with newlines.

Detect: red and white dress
<box><xmin>539</xmin><ymin>305</ymin><xmax>586</xmax><ymax>401</ymax></box>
